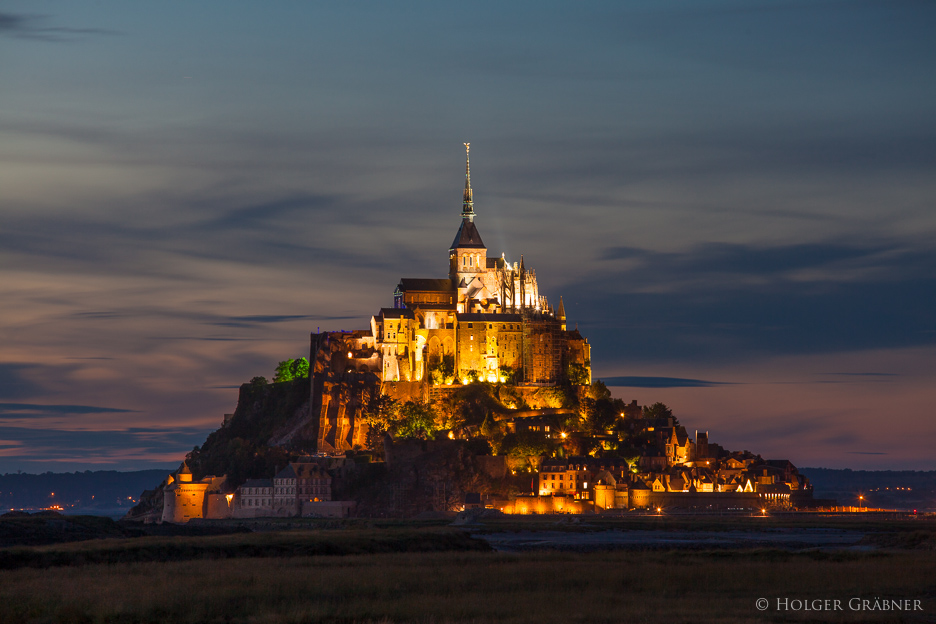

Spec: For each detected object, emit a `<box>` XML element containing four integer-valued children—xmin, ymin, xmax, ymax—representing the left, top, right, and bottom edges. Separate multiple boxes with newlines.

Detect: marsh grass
<box><xmin>0</xmin><ymin>528</ymin><xmax>488</xmax><ymax>570</ymax></box>
<box><xmin>1</xmin><ymin>548</ymin><xmax>932</xmax><ymax>624</ymax></box>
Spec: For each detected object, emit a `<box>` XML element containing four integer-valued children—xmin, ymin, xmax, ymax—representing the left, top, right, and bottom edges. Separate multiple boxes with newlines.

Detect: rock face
<box><xmin>310</xmin><ymin>331</ymin><xmax>382</xmax><ymax>453</ymax></box>
<box><xmin>350</xmin><ymin>438</ymin><xmax>510</xmax><ymax>517</ymax></box>
<box><xmin>126</xmin><ymin>377</ymin><xmax>316</xmax><ymax>521</ymax></box>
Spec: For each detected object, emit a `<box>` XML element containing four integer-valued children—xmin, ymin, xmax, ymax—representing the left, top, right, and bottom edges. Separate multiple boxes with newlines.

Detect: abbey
<box><xmin>314</xmin><ymin>145</ymin><xmax>591</xmax><ymax>452</ymax></box>
<box><xmin>375</xmin><ymin>144</ymin><xmax>590</xmax><ymax>386</ymax></box>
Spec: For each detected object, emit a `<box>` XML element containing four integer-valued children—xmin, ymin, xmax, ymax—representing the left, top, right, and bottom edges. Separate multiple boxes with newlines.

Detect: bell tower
<box><xmin>449</xmin><ymin>143</ymin><xmax>487</xmax><ymax>301</ymax></box>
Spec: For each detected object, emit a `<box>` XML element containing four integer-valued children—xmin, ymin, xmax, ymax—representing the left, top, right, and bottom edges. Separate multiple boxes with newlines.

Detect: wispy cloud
<box><xmin>601</xmin><ymin>376</ymin><xmax>735</xmax><ymax>388</ymax></box>
<box><xmin>0</xmin><ymin>403</ymin><xmax>136</xmax><ymax>415</ymax></box>
<box><xmin>0</xmin><ymin>12</ymin><xmax>119</xmax><ymax>41</ymax></box>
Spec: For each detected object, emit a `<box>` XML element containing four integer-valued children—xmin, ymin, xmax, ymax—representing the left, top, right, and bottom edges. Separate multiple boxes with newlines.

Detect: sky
<box><xmin>1</xmin><ymin>1</ymin><xmax>934</xmax><ymax>473</ymax></box>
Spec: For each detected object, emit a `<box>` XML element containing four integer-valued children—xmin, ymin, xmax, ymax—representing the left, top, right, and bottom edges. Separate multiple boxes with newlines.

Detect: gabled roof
<box><xmin>398</xmin><ymin>278</ymin><xmax>455</xmax><ymax>292</ymax></box>
<box><xmin>292</xmin><ymin>463</ymin><xmax>328</xmax><ymax>479</ymax></box>
<box><xmin>274</xmin><ymin>465</ymin><xmax>297</xmax><ymax>479</ymax></box>
<box><xmin>450</xmin><ymin>218</ymin><xmax>486</xmax><ymax>250</ymax></box>
<box><xmin>378</xmin><ymin>308</ymin><xmax>415</xmax><ymax>320</ymax></box>
<box><xmin>241</xmin><ymin>479</ymin><xmax>272</xmax><ymax>488</ymax></box>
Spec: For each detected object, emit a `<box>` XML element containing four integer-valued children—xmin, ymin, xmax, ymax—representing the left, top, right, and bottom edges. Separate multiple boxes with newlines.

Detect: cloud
<box><xmin>600</xmin><ymin>376</ymin><xmax>734</xmax><ymax>388</ymax></box>
<box><xmin>208</xmin><ymin>314</ymin><xmax>359</xmax><ymax>329</ymax></box>
<box><xmin>0</xmin><ymin>12</ymin><xmax>119</xmax><ymax>41</ymax></box>
<box><xmin>0</xmin><ymin>403</ymin><xmax>135</xmax><ymax>416</ymax></box>
<box><xmin>565</xmin><ymin>239</ymin><xmax>936</xmax><ymax>366</ymax></box>
<box><xmin>0</xmin><ymin>364</ymin><xmax>45</xmax><ymax>400</ymax></box>
<box><xmin>846</xmin><ymin>451</ymin><xmax>889</xmax><ymax>455</ymax></box>
<box><xmin>0</xmin><ymin>425</ymin><xmax>212</xmax><ymax>472</ymax></box>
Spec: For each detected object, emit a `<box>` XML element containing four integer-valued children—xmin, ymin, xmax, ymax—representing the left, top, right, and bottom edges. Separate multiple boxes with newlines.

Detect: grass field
<box><xmin>1</xmin><ymin>524</ymin><xmax>934</xmax><ymax>624</ymax></box>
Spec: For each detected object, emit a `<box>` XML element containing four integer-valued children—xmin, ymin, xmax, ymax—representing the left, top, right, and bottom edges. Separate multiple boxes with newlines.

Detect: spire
<box><xmin>462</xmin><ymin>142</ymin><xmax>474</xmax><ymax>221</ymax></box>
<box><xmin>557</xmin><ymin>296</ymin><xmax>566</xmax><ymax>322</ymax></box>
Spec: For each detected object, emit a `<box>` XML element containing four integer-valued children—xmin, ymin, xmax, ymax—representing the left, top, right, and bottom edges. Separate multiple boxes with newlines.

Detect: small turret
<box><xmin>177</xmin><ymin>461</ymin><xmax>193</xmax><ymax>483</ymax></box>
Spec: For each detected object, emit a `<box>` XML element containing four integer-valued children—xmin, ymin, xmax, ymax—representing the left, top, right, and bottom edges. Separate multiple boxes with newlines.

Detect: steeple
<box><xmin>450</xmin><ymin>142</ymin><xmax>485</xmax><ymax>252</ymax></box>
<box><xmin>557</xmin><ymin>296</ymin><xmax>567</xmax><ymax>331</ymax></box>
<box><xmin>462</xmin><ymin>142</ymin><xmax>474</xmax><ymax>221</ymax></box>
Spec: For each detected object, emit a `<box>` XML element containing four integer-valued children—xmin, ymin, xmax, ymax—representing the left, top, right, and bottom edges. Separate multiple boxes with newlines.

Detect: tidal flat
<box><xmin>1</xmin><ymin>519</ymin><xmax>933</xmax><ymax>623</ymax></box>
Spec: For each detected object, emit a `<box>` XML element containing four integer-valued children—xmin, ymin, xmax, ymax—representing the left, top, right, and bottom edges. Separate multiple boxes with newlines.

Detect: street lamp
<box><xmin>858</xmin><ymin>495</ymin><xmax>864</xmax><ymax>512</ymax></box>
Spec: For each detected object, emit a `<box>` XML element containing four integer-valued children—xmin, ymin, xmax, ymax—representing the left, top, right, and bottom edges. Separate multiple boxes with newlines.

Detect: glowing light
<box><xmin>226</xmin><ymin>494</ymin><xmax>234</xmax><ymax>505</ymax></box>
<box><xmin>447</xmin><ymin>431</ymin><xmax>455</xmax><ymax>439</ymax></box>
<box><xmin>560</xmin><ymin>432</ymin><xmax>567</xmax><ymax>439</ymax></box>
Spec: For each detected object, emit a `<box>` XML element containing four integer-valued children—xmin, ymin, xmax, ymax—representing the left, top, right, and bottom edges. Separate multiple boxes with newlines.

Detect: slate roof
<box><xmin>450</xmin><ymin>218</ymin><xmax>486</xmax><ymax>250</ymax></box>
<box><xmin>378</xmin><ymin>308</ymin><xmax>415</xmax><ymax>319</ymax></box>
<box><xmin>398</xmin><ymin>278</ymin><xmax>455</xmax><ymax>292</ymax></box>
<box><xmin>241</xmin><ymin>479</ymin><xmax>272</xmax><ymax>488</ymax></box>
<box><xmin>456</xmin><ymin>312</ymin><xmax>523</xmax><ymax>323</ymax></box>
<box><xmin>274</xmin><ymin>465</ymin><xmax>297</xmax><ymax>479</ymax></box>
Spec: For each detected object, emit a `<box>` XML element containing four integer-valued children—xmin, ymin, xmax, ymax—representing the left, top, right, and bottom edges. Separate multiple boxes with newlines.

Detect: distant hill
<box><xmin>801</xmin><ymin>468</ymin><xmax>936</xmax><ymax>511</ymax></box>
<box><xmin>0</xmin><ymin>469</ymin><xmax>172</xmax><ymax>516</ymax></box>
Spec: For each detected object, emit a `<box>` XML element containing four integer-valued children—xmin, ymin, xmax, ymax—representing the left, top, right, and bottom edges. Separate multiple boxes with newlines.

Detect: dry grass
<box><xmin>1</xmin><ymin>548</ymin><xmax>933</xmax><ymax>624</ymax></box>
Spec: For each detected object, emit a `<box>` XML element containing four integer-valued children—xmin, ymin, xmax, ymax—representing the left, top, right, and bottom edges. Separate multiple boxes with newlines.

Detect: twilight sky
<box><xmin>1</xmin><ymin>1</ymin><xmax>934</xmax><ymax>473</ymax></box>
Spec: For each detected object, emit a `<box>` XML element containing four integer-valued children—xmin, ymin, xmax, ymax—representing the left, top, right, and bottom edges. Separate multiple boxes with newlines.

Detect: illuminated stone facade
<box><xmin>161</xmin><ymin>461</ymin><xmax>231</xmax><ymax>523</ymax></box>
<box><xmin>373</xmin><ymin>144</ymin><xmax>591</xmax><ymax>386</ymax></box>
<box><xmin>314</xmin><ymin>146</ymin><xmax>592</xmax><ymax>453</ymax></box>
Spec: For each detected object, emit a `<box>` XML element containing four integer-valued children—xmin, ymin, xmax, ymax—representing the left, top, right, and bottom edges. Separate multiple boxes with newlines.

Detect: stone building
<box><xmin>313</xmin><ymin>145</ymin><xmax>592</xmax><ymax>452</ymax></box>
<box><xmin>161</xmin><ymin>461</ymin><xmax>231</xmax><ymax>523</ymax></box>
<box><xmin>232</xmin><ymin>478</ymin><xmax>273</xmax><ymax>518</ymax></box>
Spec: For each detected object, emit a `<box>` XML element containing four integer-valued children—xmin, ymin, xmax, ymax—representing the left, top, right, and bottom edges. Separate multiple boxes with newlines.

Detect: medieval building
<box><xmin>314</xmin><ymin>145</ymin><xmax>591</xmax><ymax>453</ymax></box>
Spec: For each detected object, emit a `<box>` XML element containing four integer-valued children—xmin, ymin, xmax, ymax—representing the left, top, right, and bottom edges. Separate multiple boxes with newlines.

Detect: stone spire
<box><xmin>462</xmin><ymin>142</ymin><xmax>474</xmax><ymax>221</ymax></box>
<box><xmin>557</xmin><ymin>296</ymin><xmax>567</xmax><ymax>331</ymax></box>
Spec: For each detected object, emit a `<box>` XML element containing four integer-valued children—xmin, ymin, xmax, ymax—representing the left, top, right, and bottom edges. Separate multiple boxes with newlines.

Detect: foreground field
<box><xmin>2</xmin><ymin>545</ymin><xmax>933</xmax><ymax>623</ymax></box>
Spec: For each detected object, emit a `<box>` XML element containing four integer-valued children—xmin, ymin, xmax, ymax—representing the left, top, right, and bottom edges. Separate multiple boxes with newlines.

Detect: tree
<box><xmin>273</xmin><ymin>358</ymin><xmax>310</xmax><ymax>383</ymax></box>
<box><xmin>499</xmin><ymin>365</ymin><xmax>521</xmax><ymax>385</ymax></box>
<box><xmin>642</xmin><ymin>401</ymin><xmax>675</xmax><ymax>422</ymax></box>
<box><xmin>395</xmin><ymin>401</ymin><xmax>438</xmax><ymax>439</ymax></box>
<box><xmin>586</xmin><ymin>380</ymin><xmax>611</xmax><ymax>401</ymax></box>
<box><xmin>428</xmin><ymin>354</ymin><xmax>455</xmax><ymax>385</ymax></box>
<box><xmin>360</xmin><ymin>393</ymin><xmax>399</xmax><ymax>451</ymax></box>
<box><xmin>567</xmin><ymin>361</ymin><xmax>590</xmax><ymax>385</ymax></box>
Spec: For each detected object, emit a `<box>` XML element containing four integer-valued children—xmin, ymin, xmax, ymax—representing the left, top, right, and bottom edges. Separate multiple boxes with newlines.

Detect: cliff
<box><xmin>125</xmin><ymin>377</ymin><xmax>316</xmax><ymax>520</ymax></box>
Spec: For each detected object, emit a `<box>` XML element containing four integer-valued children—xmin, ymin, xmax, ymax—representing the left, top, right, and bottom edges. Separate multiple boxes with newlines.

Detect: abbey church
<box><xmin>314</xmin><ymin>145</ymin><xmax>591</xmax><ymax>453</ymax></box>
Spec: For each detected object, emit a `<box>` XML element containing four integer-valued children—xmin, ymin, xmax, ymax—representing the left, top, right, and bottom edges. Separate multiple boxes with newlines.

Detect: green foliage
<box><xmin>361</xmin><ymin>396</ymin><xmax>438</xmax><ymax>442</ymax></box>
<box><xmin>273</xmin><ymin>358</ymin><xmax>310</xmax><ymax>383</ymax></box>
<box><xmin>249</xmin><ymin>376</ymin><xmax>268</xmax><ymax>388</ymax></box>
<box><xmin>479</xmin><ymin>412</ymin><xmax>499</xmax><ymax>437</ymax></box>
<box><xmin>643</xmin><ymin>401</ymin><xmax>676</xmax><ymax>424</ymax></box>
<box><xmin>500</xmin><ymin>431</ymin><xmax>554</xmax><ymax>459</ymax></box>
<box><xmin>586</xmin><ymin>380</ymin><xmax>611</xmax><ymax>401</ymax></box>
<box><xmin>427</xmin><ymin>355</ymin><xmax>455</xmax><ymax>385</ymax></box>
<box><xmin>499</xmin><ymin>365</ymin><xmax>520</xmax><ymax>385</ymax></box>
<box><xmin>360</xmin><ymin>393</ymin><xmax>400</xmax><ymax>452</ymax></box>
<box><xmin>395</xmin><ymin>401</ymin><xmax>438</xmax><ymax>439</ymax></box>
<box><xmin>580</xmin><ymin>396</ymin><xmax>628</xmax><ymax>435</ymax></box>
<box><xmin>534</xmin><ymin>386</ymin><xmax>571</xmax><ymax>409</ymax></box>
<box><xmin>567</xmin><ymin>361</ymin><xmax>590</xmax><ymax>385</ymax></box>
<box><xmin>465</xmin><ymin>437</ymin><xmax>492</xmax><ymax>456</ymax></box>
